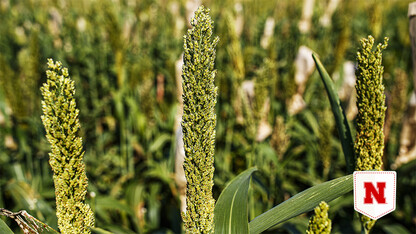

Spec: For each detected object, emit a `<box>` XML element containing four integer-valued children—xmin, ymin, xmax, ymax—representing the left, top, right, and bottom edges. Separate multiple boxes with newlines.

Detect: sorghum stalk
<box><xmin>253</xmin><ymin>59</ymin><xmax>275</xmax><ymax>127</ymax></box>
<box><xmin>181</xmin><ymin>6</ymin><xmax>219</xmax><ymax>233</ymax></box>
<box><xmin>318</xmin><ymin>108</ymin><xmax>333</xmax><ymax>179</ymax></box>
<box><xmin>354</xmin><ymin>36</ymin><xmax>388</xmax><ymax>233</ymax></box>
<box><xmin>41</xmin><ymin>59</ymin><xmax>94</xmax><ymax>233</ymax></box>
<box><xmin>306</xmin><ymin>201</ymin><xmax>332</xmax><ymax>234</ymax></box>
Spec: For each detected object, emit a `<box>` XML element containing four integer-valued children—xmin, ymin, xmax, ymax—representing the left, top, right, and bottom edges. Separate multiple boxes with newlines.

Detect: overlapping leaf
<box><xmin>214</xmin><ymin>168</ymin><xmax>257</xmax><ymax>234</ymax></box>
<box><xmin>312</xmin><ymin>54</ymin><xmax>355</xmax><ymax>173</ymax></box>
<box><xmin>249</xmin><ymin>174</ymin><xmax>353</xmax><ymax>233</ymax></box>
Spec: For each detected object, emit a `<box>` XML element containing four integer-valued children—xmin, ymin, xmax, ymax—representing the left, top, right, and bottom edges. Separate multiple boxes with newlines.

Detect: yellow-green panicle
<box><xmin>354</xmin><ymin>36</ymin><xmax>388</xmax><ymax>172</ymax></box>
<box><xmin>354</xmin><ymin>36</ymin><xmax>388</xmax><ymax>233</ymax></box>
<box><xmin>41</xmin><ymin>59</ymin><xmax>95</xmax><ymax>233</ymax></box>
<box><xmin>306</xmin><ymin>201</ymin><xmax>332</xmax><ymax>234</ymax></box>
<box><xmin>181</xmin><ymin>6</ymin><xmax>219</xmax><ymax>233</ymax></box>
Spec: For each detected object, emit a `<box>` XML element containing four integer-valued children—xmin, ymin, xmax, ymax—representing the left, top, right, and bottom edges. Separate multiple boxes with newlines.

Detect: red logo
<box><xmin>363</xmin><ymin>182</ymin><xmax>386</xmax><ymax>204</ymax></box>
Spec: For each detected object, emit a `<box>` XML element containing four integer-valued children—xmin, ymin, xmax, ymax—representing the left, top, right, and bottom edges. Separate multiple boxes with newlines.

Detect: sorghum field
<box><xmin>0</xmin><ymin>0</ymin><xmax>415</xmax><ymax>233</ymax></box>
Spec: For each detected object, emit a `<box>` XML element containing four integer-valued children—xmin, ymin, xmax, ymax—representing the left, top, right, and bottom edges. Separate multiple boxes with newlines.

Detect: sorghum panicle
<box><xmin>181</xmin><ymin>6</ymin><xmax>219</xmax><ymax>233</ymax></box>
<box><xmin>41</xmin><ymin>59</ymin><xmax>94</xmax><ymax>233</ymax></box>
<box><xmin>354</xmin><ymin>35</ymin><xmax>388</xmax><ymax>233</ymax></box>
<box><xmin>307</xmin><ymin>201</ymin><xmax>332</xmax><ymax>234</ymax></box>
<box><xmin>354</xmin><ymin>36</ymin><xmax>388</xmax><ymax>172</ymax></box>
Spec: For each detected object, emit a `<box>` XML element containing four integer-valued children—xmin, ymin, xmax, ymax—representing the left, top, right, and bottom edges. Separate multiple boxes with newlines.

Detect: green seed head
<box><xmin>41</xmin><ymin>59</ymin><xmax>94</xmax><ymax>233</ymax></box>
<box><xmin>181</xmin><ymin>6</ymin><xmax>218</xmax><ymax>233</ymax></box>
<box><xmin>307</xmin><ymin>201</ymin><xmax>332</xmax><ymax>234</ymax></box>
<box><xmin>354</xmin><ymin>35</ymin><xmax>388</xmax><ymax>233</ymax></box>
<box><xmin>354</xmin><ymin>36</ymin><xmax>388</xmax><ymax>171</ymax></box>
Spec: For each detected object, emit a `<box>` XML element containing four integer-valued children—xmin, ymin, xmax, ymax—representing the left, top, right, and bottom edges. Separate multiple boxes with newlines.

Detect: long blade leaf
<box><xmin>312</xmin><ymin>53</ymin><xmax>355</xmax><ymax>173</ymax></box>
<box><xmin>249</xmin><ymin>174</ymin><xmax>353</xmax><ymax>234</ymax></box>
<box><xmin>91</xmin><ymin>227</ymin><xmax>114</xmax><ymax>234</ymax></box>
<box><xmin>0</xmin><ymin>219</ymin><xmax>13</xmax><ymax>234</ymax></box>
<box><xmin>214</xmin><ymin>167</ymin><xmax>257</xmax><ymax>234</ymax></box>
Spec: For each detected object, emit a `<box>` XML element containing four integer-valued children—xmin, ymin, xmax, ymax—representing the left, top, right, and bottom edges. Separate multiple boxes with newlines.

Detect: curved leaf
<box><xmin>214</xmin><ymin>167</ymin><xmax>257</xmax><ymax>234</ymax></box>
<box><xmin>249</xmin><ymin>174</ymin><xmax>353</xmax><ymax>234</ymax></box>
<box><xmin>0</xmin><ymin>219</ymin><xmax>13</xmax><ymax>234</ymax></box>
<box><xmin>91</xmin><ymin>227</ymin><xmax>114</xmax><ymax>234</ymax></box>
<box><xmin>382</xmin><ymin>224</ymin><xmax>412</xmax><ymax>234</ymax></box>
<box><xmin>312</xmin><ymin>53</ymin><xmax>355</xmax><ymax>173</ymax></box>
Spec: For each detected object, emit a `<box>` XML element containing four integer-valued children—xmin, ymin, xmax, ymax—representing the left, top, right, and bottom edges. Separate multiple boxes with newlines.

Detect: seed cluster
<box><xmin>41</xmin><ymin>59</ymin><xmax>94</xmax><ymax>233</ymax></box>
<box><xmin>354</xmin><ymin>36</ymin><xmax>388</xmax><ymax>233</ymax></box>
<box><xmin>354</xmin><ymin>36</ymin><xmax>388</xmax><ymax>172</ymax></box>
<box><xmin>307</xmin><ymin>201</ymin><xmax>332</xmax><ymax>234</ymax></box>
<box><xmin>181</xmin><ymin>6</ymin><xmax>219</xmax><ymax>233</ymax></box>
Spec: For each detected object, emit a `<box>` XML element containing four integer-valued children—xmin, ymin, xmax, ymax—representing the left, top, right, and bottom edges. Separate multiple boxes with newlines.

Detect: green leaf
<box><xmin>95</xmin><ymin>196</ymin><xmax>134</xmax><ymax>215</ymax></box>
<box><xmin>249</xmin><ymin>174</ymin><xmax>353</xmax><ymax>234</ymax></box>
<box><xmin>0</xmin><ymin>219</ymin><xmax>13</xmax><ymax>234</ymax></box>
<box><xmin>382</xmin><ymin>224</ymin><xmax>412</xmax><ymax>234</ymax></box>
<box><xmin>312</xmin><ymin>53</ymin><xmax>355</xmax><ymax>173</ymax></box>
<box><xmin>91</xmin><ymin>227</ymin><xmax>114</xmax><ymax>234</ymax></box>
<box><xmin>148</xmin><ymin>134</ymin><xmax>171</xmax><ymax>153</ymax></box>
<box><xmin>214</xmin><ymin>167</ymin><xmax>257</xmax><ymax>234</ymax></box>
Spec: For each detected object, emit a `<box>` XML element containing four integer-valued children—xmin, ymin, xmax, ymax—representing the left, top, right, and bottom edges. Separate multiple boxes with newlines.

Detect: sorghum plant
<box><xmin>354</xmin><ymin>36</ymin><xmax>388</xmax><ymax>233</ymax></box>
<box><xmin>41</xmin><ymin>59</ymin><xmax>95</xmax><ymax>233</ymax></box>
<box><xmin>181</xmin><ymin>6</ymin><xmax>219</xmax><ymax>233</ymax></box>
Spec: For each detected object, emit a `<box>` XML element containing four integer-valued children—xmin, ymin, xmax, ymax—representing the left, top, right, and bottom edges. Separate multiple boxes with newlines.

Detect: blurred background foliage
<box><xmin>0</xmin><ymin>0</ymin><xmax>414</xmax><ymax>233</ymax></box>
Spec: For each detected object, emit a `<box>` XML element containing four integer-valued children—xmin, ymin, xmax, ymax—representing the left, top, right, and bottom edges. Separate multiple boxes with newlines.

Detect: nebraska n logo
<box><xmin>354</xmin><ymin>171</ymin><xmax>396</xmax><ymax>219</ymax></box>
<box><xmin>364</xmin><ymin>182</ymin><xmax>386</xmax><ymax>204</ymax></box>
